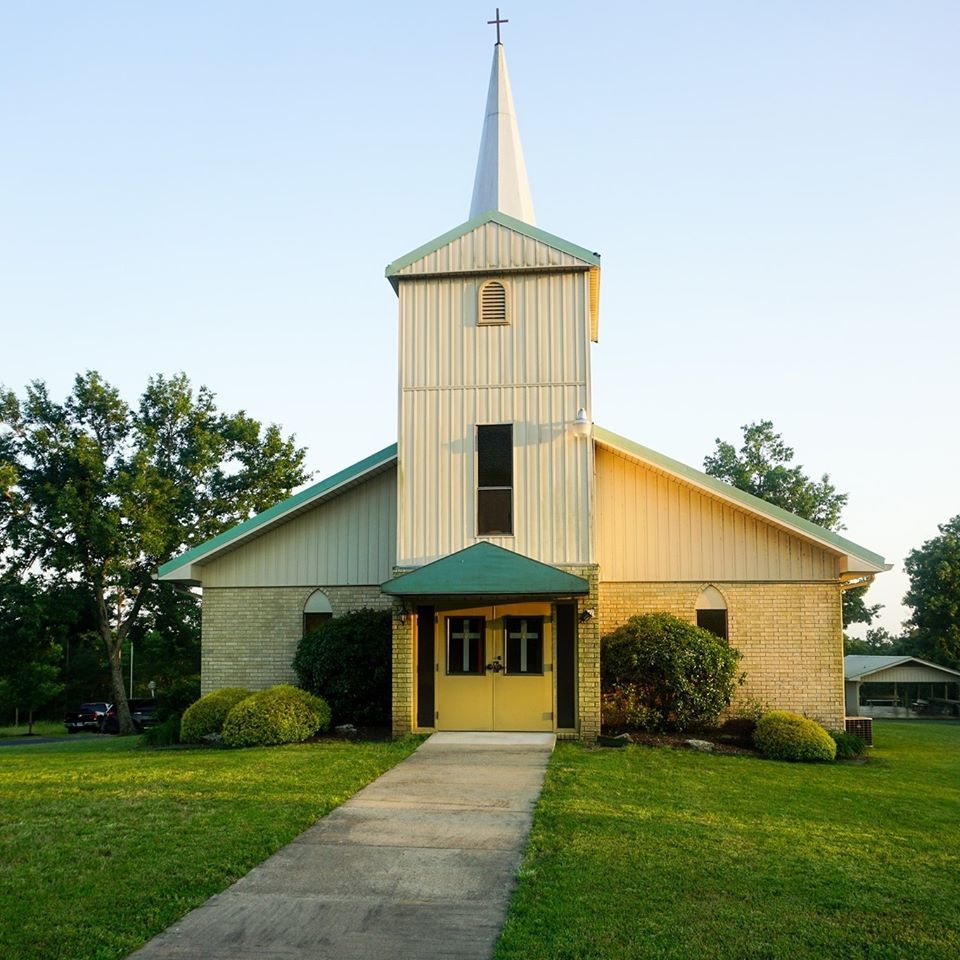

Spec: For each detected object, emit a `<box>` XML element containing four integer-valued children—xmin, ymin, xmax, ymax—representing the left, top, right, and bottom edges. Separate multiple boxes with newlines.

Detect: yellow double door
<box><xmin>433</xmin><ymin>603</ymin><xmax>554</xmax><ymax>732</ymax></box>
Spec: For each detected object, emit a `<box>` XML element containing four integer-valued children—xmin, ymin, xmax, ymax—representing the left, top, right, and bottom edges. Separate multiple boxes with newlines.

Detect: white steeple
<box><xmin>469</xmin><ymin>42</ymin><xmax>536</xmax><ymax>225</ymax></box>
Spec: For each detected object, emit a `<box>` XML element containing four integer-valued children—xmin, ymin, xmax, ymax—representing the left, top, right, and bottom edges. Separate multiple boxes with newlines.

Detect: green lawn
<box><xmin>0</xmin><ymin>720</ymin><xmax>75</xmax><ymax>738</ymax></box>
<box><xmin>496</xmin><ymin>721</ymin><xmax>960</xmax><ymax>960</ymax></box>
<box><xmin>0</xmin><ymin>735</ymin><xmax>420</xmax><ymax>960</ymax></box>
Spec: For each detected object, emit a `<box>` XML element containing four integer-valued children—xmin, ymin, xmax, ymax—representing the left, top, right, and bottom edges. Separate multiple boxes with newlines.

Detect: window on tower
<box><xmin>477</xmin><ymin>423</ymin><xmax>513</xmax><ymax>536</ymax></box>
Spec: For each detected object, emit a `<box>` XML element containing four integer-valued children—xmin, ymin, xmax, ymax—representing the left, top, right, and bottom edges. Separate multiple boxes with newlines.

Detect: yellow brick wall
<box><xmin>391</xmin><ymin>608</ymin><xmax>414</xmax><ymax>736</ymax></box>
<box><xmin>201</xmin><ymin>585</ymin><xmax>390</xmax><ymax>694</ymax></box>
<box><xmin>598</xmin><ymin>581</ymin><xmax>845</xmax><ymax>729</ymax></box>
<box><xmin>567</xmin><ymin>565</ymin><xmax>601</xmax><ymax>742</ymax></box>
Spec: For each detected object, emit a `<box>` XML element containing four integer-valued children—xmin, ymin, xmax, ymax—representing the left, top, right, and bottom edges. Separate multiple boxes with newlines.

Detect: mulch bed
<box><xmin>600</xmin><ymin>729</ymin><xmax>759</xmax><ymax>756</ymax></box>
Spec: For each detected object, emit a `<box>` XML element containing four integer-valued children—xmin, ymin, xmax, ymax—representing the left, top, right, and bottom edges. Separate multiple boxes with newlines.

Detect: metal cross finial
<box><xmin>487</xmin><ymin>8</ymin><xmax>508</xmax><ymax>45</ymax></box>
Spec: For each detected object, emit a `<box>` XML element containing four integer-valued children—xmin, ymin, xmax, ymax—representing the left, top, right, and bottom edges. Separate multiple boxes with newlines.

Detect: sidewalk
<box><xmin>130</xmin><ymin>732</ymin><xmax>555</xmax><ymax>960</ymax></box>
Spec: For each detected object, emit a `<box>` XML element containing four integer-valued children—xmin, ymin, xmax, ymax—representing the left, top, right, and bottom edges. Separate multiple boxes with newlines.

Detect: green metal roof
<box><xmin>157</xmin><ymin>443</ymin><xmax>397</xmax><ymax>581</ymax></box>
<box><xmin>381</xmin><ymin>541</ymin><xmax>589</xmax><ymax>597</ymax></box>
<box><xmin>384</xmin><ymin>210</ymin><xmax>601</xmax><ymax>290</ymax></box>
<box><xmin>593</xmin><ymin>425</ymin><xmax>887</xmax><ymax>571</ymax></box>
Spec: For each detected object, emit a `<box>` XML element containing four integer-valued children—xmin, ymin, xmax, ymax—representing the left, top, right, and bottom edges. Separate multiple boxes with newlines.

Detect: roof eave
<box><xmin>384</xmin><ymin>209</ymin><xmax>601</xmax><ymax>290</ymax></box>
<box><xmin>594</xmin><ymin>425</ymin><xmax>887</xmax><ymax>572</ymax></box>
<box><xmin>157</xmin><ymin>443</ymin><xmax>398</xmax><ymax>582</ymax></box>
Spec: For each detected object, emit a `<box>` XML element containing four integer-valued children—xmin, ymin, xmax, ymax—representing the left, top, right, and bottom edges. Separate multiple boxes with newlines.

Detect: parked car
<box><xmin>100</xmin><ymin>698</ymin><xmax>159</xmax><ymax>734</ymax></box>
<box><xmin>64</xmin><ymin>702</ymin><xmax>111</xmax><ymax>734</ymax></box>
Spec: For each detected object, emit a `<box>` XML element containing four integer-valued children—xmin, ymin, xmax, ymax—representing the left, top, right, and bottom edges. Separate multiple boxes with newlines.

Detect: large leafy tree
<box><xmin>902</xmin><ymin>516</ymin><xmax>960</xmax><ymax>669</ymax></box>
<box><xmin>704</xmin><ymin>419</ymin><xmax>877</xmax><ymax>628</ymax></box>
<box><xmin>0</xmin><ymin>372</ymin><xmax>308</xmax><ymax>733</ymax></box>
<box><xmin>0</xmin><ymin>573</ymin><xmax>66</xmax><ymax>732</ymax></box>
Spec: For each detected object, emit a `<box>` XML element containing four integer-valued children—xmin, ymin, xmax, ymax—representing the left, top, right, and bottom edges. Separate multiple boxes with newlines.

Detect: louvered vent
<box><xmin>479</xmin><ymin>281</ymin><xmax>508</xmax><ymax>325</ymax></box>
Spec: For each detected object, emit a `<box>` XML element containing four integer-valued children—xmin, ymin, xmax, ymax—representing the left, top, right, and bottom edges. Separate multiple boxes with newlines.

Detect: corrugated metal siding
<box><xmin>201</xmin><ymin>467</ymin><xmax>397</xmax><ymax>587</ymax></box>
<box><xmin>596</xmin><ymin>446</ymin><xmax>840</xmax><ymax>582</ymax></box>
<box><xmin>397</xmin><ymin>221</ymin><xmax>586</xmax><ymax>275</ymax></box>
<box><xmin>397</xmin><ymin>269</ymin><xmax>593</xmax><ymax>568</ymax></box>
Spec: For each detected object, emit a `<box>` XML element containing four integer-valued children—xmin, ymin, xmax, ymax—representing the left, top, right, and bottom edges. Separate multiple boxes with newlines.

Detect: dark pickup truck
<box><xmin>64</xmin><ymin>702</ymin><xmax>111</xmax><ymax>734</ymax></box>
<box><xmin>100</xmin><ymin>698</ymin><xmax>159</xmax><ymax>734</ymax></box>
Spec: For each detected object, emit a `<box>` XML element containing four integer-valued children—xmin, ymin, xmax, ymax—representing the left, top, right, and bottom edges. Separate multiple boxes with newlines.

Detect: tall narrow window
<box><xmin>477</xmin><ymin>423</ymin><xmax>513</xmax><ymax>535</ymax></box>
<box><xmin>478</xmin><ymin>279</ymin><xmax>509</xmax><ymax>325</ymax></box>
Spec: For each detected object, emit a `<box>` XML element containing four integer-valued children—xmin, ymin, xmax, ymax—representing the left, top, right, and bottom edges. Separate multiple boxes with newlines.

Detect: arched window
<box><xmin>478</xmin><ymin>279</ymin><xmax>509</xmax><ymax>325</ymax></box>
<box><xmin>695</xmin><ymin>586</ymin><xmax>728</xmax><ymax>641</ymax></box>
<box><xmin>303</xmin><ymin>589</ymin><xmax>333</xmax><ymax>635</ymax></box>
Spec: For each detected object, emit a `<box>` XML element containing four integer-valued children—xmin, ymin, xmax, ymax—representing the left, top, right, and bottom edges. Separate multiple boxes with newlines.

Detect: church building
<box><xmin>158</xmin><ymin>36</ymin><xmax>887</xmax><ymax>740</ymax></box>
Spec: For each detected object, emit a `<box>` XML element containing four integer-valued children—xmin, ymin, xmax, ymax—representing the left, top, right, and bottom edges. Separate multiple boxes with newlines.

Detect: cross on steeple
<box><xmin>487</xmin><ymin>8</ymin><xmax>508</xmax><ymax>45</ymax></box>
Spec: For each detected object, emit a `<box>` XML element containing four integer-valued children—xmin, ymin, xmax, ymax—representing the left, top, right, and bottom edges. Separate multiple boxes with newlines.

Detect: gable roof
<box><xmin>381</xmin><ymin>541</ymin><xmax>589</xmax><ymax>597</ymax></box>
<box><xmin>384</xmin><ymin>210</ymin><xmax>601</xmax><ymax>290</ymax></box>
<box><xmin>844</xmin><ymin>655</ymin><xmax>960</xmax><ymax>681</ymax></box>
<box><xmin>594</xmin><ymin>425</ymin><xmax>888</xmax><ymax>574</ymax></box>
<box><xmin>157</xmin><ymin>443</ymin><xmax>397</xmax><ymax>584</ymax></box>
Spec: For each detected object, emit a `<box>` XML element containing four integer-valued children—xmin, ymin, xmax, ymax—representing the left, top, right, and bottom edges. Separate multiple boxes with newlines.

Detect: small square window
<box><xmin>697</xmin><ymin>609</ymin><xmax>728</xmax><ymax>642</ymax></box>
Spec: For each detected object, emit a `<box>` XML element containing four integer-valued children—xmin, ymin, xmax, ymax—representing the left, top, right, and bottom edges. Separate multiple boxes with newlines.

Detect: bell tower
<box><xmin>385</xmin><ymin>32</ymin><xmax>601</xmax><ymax>571</ymax></box>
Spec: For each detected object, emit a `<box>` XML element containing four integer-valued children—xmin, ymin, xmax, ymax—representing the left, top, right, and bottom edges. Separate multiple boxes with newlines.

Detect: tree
<box><xmin>704</xmin><ymin>419</ymin><xmax>877</xmax><ymax>629</ymax></box>
<box><xmin>844</xmin><ymin>627</ymin><xmax>897</xmax><ymax>657</ymax></box>
<box><xmin>902</xmin><ymin>516</ymin><xmax>960</xmax><ymax>669</ymax></box>
<box><xmin>0</xmin><ymin>372</ymin><xmax>308</xmax><ymax>733</ymax></box>
<box><xmin>0</xmin><ymin>573</ymin><xmax>66</xmax><ymax>732</ymax></box>
<box><xmin>704</xmin><ymin>420</ymin><xmax>847</xmax><ymax>529</ymax></box>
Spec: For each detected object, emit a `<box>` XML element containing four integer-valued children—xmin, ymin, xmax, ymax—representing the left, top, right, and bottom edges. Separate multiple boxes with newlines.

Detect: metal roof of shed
<box><xmin>844</xmin><ymin>655</ymin><xmax>960</xmax><ymax>681</ymax></box>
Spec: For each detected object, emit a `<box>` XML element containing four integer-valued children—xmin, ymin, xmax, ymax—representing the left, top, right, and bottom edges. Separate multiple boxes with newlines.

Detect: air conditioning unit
<box><xmin>845</xmin><ymin>716</ymin><xmax>873</xmax><ymax>746</ymax></box>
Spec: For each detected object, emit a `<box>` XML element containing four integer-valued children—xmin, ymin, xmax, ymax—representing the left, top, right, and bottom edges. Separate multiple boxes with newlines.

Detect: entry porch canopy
<box><xmin>381</xmin><ymin>542</ymin><xmax>589</xmax><ymax>601</ymax></box>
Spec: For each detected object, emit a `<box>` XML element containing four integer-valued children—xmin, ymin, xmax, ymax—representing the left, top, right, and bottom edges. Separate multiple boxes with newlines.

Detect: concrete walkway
<box><xmin>130</xmin><ymin>732</ymin><xmax>555</xmax><ymax>960</ymax></box>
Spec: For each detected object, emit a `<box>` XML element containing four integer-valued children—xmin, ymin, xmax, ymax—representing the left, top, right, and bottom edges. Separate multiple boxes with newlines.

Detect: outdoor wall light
<box><xmin>579</xmin><ymin>608</ymin><xmax>595</xmax><ymax>623</ymax></box>
<box><xmin>572</xmin><ymin>408</ymin><xmax>591</xmax><ymax>438</ymax></box>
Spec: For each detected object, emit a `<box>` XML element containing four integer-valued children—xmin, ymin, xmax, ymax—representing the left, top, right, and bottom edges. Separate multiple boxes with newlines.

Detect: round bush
<box><xmin>293</xmin><ymin>608</ymin><xmax>391</xmax><ymax>726</ymax></box>
<box><xmin>180</xmin><ymin>687</ymin><xmax>253</xmax><ymax>743</ymax></box>
<box><xmin>754</xmin><ymin>711</ymin><xmax>837</xmax><ymax>762</ymax></box>
<box><xmin>600</xmin><ymin>613</ymin><xmax>743</xmax><ymax>731</ymax></box>
<box><xmin>221</xmin><ymin>685</ymin><xmax>331</xmax><ymax>748</ymax></box>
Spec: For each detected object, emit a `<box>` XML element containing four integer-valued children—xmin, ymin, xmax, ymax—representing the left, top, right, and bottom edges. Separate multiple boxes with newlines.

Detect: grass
<box><xmin>0</xmin><ymin>734</ymin><xmax>420</xmax><ymax>960</ymax></box>
<box><xmin>0</xmin><ymin>720</ymin><xmax>75</xmax><ymax>738</ymax></box>
<box><xmin>495</xmin><ymin>721</ymin><xmax>960</xmax><ymax>960</ymax></box>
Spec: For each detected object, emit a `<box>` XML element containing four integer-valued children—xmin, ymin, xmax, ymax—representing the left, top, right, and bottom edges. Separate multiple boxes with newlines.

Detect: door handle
<box><xmin>485</xmin><ymin>659</ymin><xmax>504</xmax><ymax>673</ymax></box>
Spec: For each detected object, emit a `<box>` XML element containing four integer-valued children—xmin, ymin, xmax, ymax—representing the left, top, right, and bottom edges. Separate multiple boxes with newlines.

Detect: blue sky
<box><xmin>2</xmin><ymin>1</ymin><xmax>958</xmax><ymax>633</ymax></box>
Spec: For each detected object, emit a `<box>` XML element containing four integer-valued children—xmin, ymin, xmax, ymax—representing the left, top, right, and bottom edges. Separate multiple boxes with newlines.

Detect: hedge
<box><xmin>221</xmin><ymin>685</ymin><xmax>331</xmax><ymax>748</ymax></box>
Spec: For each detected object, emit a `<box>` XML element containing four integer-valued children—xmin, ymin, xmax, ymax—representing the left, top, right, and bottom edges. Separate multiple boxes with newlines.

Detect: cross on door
<box><xmin>508</xmin><ymin>618</ymin><xmax>536</xmax><ymax>673</ymax></box>
<box><xmin>452</xmin><ymin>621</ymin><xmax>482</xmax><ymax>673</ymax></box>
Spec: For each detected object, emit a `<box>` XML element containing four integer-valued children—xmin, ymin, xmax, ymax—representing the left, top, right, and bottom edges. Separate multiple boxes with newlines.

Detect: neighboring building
<box><xmin>159</xmin><ymin>38</ymin><xmax>888</xmax><ymax>740</ymax></box>
<box><xmin>844</xmin><ymin>656</ymin><xmax>960</xmax><ymax>718</ymax></box>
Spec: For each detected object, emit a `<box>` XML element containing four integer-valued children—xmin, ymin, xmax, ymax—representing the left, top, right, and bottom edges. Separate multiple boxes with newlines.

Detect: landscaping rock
<box><xmin>335</xmin><ymin>724</ymin><xmax>358</xmax><ymax>737</ymax></box>
<box><xmin>684</xmin><ymin>738</ymin><xmax>714</xmax><ymax>752</ymax></box>
<box><xmin>597</xmin><ymin>733</ymin><xmax>632</xmax><ymax>748</ymax></box>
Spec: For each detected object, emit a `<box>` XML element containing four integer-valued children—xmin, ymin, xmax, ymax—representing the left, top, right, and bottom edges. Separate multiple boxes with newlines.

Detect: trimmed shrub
<box><xmin>754</xmin><ymin>711</ymin><xmax>837</xmax><ymax>762</ymax></box>
<box><xmin>140</xmin><ymin>713</ymin><xmax>182</xmax><ymax>748</ymax></box>
<box><xmin>600</xmin><ymin>613</ymin><xmax>744</xmax><ymax>731</ymax></box>
<box><xmin>829</xmin><ymin>729</ymin><xmax>867</xmax><ymax>759</ymax></box>
<box><xmin>293</xmin><ymin>608</ymin><xmax>391</xmax><ymax>726</ymax></box>
<box><xmin>221</xmin><ymin>685</ymin><xmax>331</xmax><ymax>748</ymax></box>
<box><xmin>601</xmin><ymin>683</ymin><xmax>657</xmax><ymax>731</ymax></box>
<box><xmin>180</xmin><ymin>687</ymin><xmax>253</xmax><ymax>743</ymax></box>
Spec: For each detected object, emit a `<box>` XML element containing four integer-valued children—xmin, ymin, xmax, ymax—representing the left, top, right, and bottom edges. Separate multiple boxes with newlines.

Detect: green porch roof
<box><xmin>384</xmin><ymin>210</ymin><xmax>601</xmax><ymax>292</ymax></box>
<box><xmin>381</xmin><ymin>541</ymin><xmax>589</xmax><ymax>597</ymax></box>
